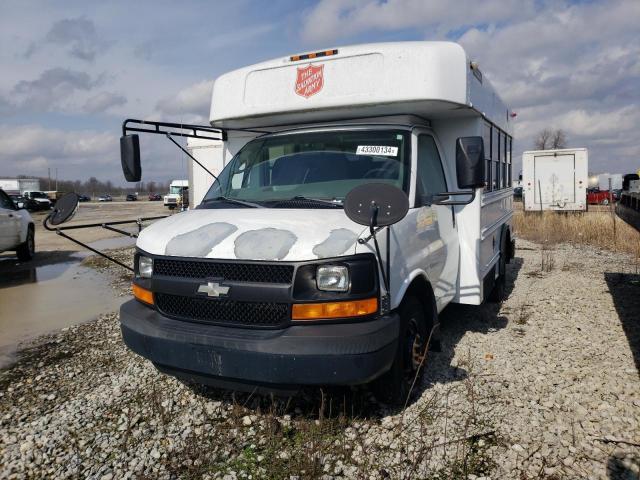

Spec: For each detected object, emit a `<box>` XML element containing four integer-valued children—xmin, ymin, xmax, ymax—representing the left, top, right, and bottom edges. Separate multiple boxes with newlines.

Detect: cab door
<box><xmin>412</xmin><ymin>132</ymin><xmax>459</xmax><ymax>308</ymax></box>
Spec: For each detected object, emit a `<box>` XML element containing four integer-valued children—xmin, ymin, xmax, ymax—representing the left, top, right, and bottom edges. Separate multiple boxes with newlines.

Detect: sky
<box><xmin>0</xmin><ymin>0</ymin><xmax>638</xmax><ymax>185</ymax></box>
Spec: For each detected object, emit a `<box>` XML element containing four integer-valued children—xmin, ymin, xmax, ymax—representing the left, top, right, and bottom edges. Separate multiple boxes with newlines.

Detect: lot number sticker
<box><xmin>356</xmin><ymin>145</ymin><xmax>398</xmax><ymax>156</ymax></box>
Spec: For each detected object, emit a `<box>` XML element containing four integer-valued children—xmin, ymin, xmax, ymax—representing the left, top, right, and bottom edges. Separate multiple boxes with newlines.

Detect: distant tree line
<box><xmin>16</xmin><ymin>175</ymin><xmax>171</xmax><ymax>197</ymax></box>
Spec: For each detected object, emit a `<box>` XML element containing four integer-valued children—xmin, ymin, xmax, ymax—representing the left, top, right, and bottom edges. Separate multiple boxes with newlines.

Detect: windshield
<box><xmin>202</xmin><ymin>129</ymin><xmax>410</xmax><ymax>206</ymax></box>
<box><xmin>170</xmin><ymin>186</ymin><xmax>186</xmax><ymax>195</ymax></box>
<box><xmin>31</xmin><ymin>192</ymin><xmax>47</xmax><ymax>198</ymax></box>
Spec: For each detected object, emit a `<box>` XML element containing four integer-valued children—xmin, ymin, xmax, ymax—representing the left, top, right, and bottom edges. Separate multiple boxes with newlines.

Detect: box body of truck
<box><xmin>522</xmin><ymin>148</ymin><xmax>588</xmax><ymax>212</ymax></box>
<box><xmin>119</xmin><ymin>42</ymin><xmax>515</xmax><ymax>399</ymax></box>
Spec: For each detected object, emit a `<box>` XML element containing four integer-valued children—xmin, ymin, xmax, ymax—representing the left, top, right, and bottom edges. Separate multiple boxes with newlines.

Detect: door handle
<box><xmin>8</xmin><ymin>213</ymin><xmax>13</xmax><ymax>217</ymax></box>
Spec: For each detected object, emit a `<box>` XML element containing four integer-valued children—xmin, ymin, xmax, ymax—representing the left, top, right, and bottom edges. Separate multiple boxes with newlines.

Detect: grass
<box><xmin>513</xmin><ymin>210</ymin><xmax>640</xmax><ymax>258</ymax></box>
<box><xmin>155</xmin><ymin>361</ymin><xmax>502</xmax><ymax>480</ymax></box>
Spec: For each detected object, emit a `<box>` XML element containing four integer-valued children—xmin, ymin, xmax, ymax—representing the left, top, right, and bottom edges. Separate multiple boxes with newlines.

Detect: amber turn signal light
<box><xmin>292</xmin><ymin>297</ymin><xmax>378</xmax><ymax>320</ymax></box>
<box><xmin>133</xmin><ymin>284</ymin><xmax>154</xmax><ymax>305</ymax></box>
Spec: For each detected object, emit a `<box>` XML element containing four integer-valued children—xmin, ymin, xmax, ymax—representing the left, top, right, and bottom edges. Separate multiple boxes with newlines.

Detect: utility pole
<box><xmin>55</xmin><ymin>168</ymin><xmax>58</xmax><ymax>191</ymax></box>
<box><xmin>48</xmin><ymin>168</ymin><xmax>51</xmax><ymax>191</ymax></box>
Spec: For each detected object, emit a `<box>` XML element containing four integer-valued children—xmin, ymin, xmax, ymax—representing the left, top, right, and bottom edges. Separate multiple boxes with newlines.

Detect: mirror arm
<box><xmin>165</xmin><ymin>133</ymin><xmax>219</xmax><ymax>181</ymax></box>
<box><xmin>366</xmin><ymin>203</ymin><xmax>390</xmax><ymax>295</ymax></box>
<box><xmin>42</xmin><ymin>215</ymin><xmax>168</xmax><ymax>272</ymax></box>
<box><xmin>357</xmin><ymin>226</ymin><xmax>384</xmax><ymax>244</ymax></box>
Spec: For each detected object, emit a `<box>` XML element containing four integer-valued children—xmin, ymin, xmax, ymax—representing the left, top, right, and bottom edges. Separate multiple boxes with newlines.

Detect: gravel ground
<box><xmin>0</xmin><ymin>240</ymin><xmax>638</xmax><ymax>479</ymax></box>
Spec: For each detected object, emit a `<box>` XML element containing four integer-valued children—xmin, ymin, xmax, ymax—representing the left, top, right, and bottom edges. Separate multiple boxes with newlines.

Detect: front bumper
<box><xmin>120</xmin><ymin>299</ymin><xmax>399</xmax><ymax>392</ymax></box>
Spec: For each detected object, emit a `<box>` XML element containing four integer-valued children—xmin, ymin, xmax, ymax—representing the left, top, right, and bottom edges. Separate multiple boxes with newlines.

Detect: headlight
<box><xmin>316</xmin><ymin>265</ymin><xmax>349</xmax><ymax>292</ymax></box>
<box><xmin>138</xmin><ymin>256</ymin><xmax>153</xmax><ymax>278</ymax></box>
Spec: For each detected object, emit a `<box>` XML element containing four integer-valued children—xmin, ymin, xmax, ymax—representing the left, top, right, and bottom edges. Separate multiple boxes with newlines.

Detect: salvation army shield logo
<box><xmin>295</xmin><ymin>64</ymin><xmax>324</xmax><ymax>98</ymax></box>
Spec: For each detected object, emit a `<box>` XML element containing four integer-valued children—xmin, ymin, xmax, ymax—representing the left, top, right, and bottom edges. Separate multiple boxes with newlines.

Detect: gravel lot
<box><xmin>0</xmin><ymin>240</ymin><xmax>638</xmax><ymax>479</ymax></box>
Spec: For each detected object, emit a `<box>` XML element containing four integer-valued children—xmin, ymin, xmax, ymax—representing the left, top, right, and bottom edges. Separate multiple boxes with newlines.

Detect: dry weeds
<box><xmin>513</xmin><ymin>210</ymin><xmax>640</xmax><ymax>258</ymax></box>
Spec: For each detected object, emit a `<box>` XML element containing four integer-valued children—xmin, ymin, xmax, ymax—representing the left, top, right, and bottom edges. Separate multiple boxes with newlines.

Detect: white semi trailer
<box><xmin>117</xmin><ymin>41</ymin><xmax>516</xmax><ymax>403</ymax></box>
<box><xmin>522</xmin><ymin>148</ymin><xmax>588</xmax><ymax>212</ymax></box>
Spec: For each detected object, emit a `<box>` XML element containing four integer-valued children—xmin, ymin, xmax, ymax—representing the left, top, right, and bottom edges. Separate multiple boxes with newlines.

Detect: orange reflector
<box><xmin>292</xmin><ymin>298</ymin><xmax>378</xmax><ymax>321</ymax></box>
<box><xmin>133</xmin><ymin>284</ymin><xmax>154</xmax><ymax>305</ymax></box>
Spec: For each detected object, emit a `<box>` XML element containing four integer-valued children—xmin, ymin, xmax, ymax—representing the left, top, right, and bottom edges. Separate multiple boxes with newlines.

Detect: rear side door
<box><xmin>0</xmin><ymin>190</ymin><xmax>20</xmax><ymax>251</ymax></box>
<box><xmin>413</xmin><ymin>132</ymin><xmax>459</xmax><ymax>308</ymax></box>
<box><xmin>534</xmin><ymin>153</ymin><xmax>575</xmax><ymax>206</ymax></box>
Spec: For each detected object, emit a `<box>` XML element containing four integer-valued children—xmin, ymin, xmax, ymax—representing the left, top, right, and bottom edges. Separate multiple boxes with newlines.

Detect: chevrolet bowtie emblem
<box><xmin>197</xmin><ymin>281</ymin><xmax>230</xmax><ymax>298</ymax></box>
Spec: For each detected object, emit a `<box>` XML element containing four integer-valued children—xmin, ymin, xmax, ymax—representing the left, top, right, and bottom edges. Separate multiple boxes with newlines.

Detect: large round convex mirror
<box><xmin>344</xmin><ymin>183</ymin><xmax>409</xmax><ymax>227</ymax></box>
<box><xmin>48</xmin><ymin>193</ymin><xmax>80</xmax><ymax>226</ymax></box>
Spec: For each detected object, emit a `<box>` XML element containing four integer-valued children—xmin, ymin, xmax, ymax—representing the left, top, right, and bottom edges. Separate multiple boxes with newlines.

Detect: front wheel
<box><xmin>16</xmin><ymin>226</ymin><xmax>35</xmax><ymax>261</ymax></box>
<box><xmin>371</xmin><ymin>297</ymin><xmax>433</xmax><ymax>406</ymax></box>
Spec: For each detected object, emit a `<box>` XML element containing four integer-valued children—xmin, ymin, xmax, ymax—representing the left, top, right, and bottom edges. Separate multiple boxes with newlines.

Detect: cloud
<box><xmin>10</xmin><ymin>67</ymin><xmax>102</xmax><ymax>112</ymax></box>
<box><xmin>0</xmin><ymin>122</ymin><xmax>195</xmax><ymax>183</ymax></box>
<box><xmin>154</xmin><ymin>80</ymin><xmax>213</xmax><ymax>122</ymax></box>
<box><xmin>83</xmin><ymin>92</ymin><xmax>127</xmax><ymax>113</ymax></box>
<box><xmin>26</xmin><ymin>17</ymin><xmax>106</xmax><ymax>61</ymax></box>
<box><xmin>0</xmin><ymin>124</ymin><xmax>114</xmax><ymax>160</ymax></box>
<box><xmin>300</xmin><ymin>0</ymin><xmax>532</xmax><ymax>44</ymax></box>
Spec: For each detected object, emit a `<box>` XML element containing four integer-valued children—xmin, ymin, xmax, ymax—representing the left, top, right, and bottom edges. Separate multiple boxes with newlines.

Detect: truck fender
<box><xmin>394</xmin><ymin>271</ymin><xmax>441</xmax><ymax>349</ymax></box>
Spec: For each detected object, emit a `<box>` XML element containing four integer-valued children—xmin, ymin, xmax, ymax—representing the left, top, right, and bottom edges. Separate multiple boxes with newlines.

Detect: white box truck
<box><xmin>163</xmin><ymin>180</ymin><xmax>189</xmax><ymax>209</ymax></box>
<box><xmin>116</xmin><ymin>41</ymin><xmax>516</xmax><ymax>403</ymax></box>
<box><xmin>522</xmin><ymin>148</ymin><xmax>588</xmax><ymax>212</ymax></box>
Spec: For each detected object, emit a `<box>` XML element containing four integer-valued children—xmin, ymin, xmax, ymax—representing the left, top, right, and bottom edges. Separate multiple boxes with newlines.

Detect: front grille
<box><xmin>156</xmin><ymin>293</ymin><xmax>290</xmax><ymax>328</ymax></box>
<box><xmin>153</xmin><ymin>259</ymin><xmax>294</xmax><ymax>284</ymax></box>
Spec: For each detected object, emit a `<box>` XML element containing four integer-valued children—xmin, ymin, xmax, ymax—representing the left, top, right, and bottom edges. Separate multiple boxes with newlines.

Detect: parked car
<box><xmin>612</xmin><ymin>189</ymin><xmax>622</xmax><ymax>202</ymax></box>
<box><xmin>22</xmin><ymin>190</ymin><xmax>52</xmax><ymax>210</ymax></box>
<box><xmin>0</xmin><ymin>188</ymin><xmax>35</xmax><ymax>261</ymax></box>
<box><xmin>587</xmin><ymin>188</ymin><xmax>612</xmax><ymax>205</ymax></box>
<box><xmin>9</xmin><ymin>194</ymin><xmax>28</xmax><ymax>210</ymax></box>
<box><xmin>78</xmin><ymin>194</ymin><xmax>91</xmax><ymax>202</ymax></box>
<box><xmin>98</xmin><ymin>194</ymin><xmax>113</xmax><ymax>202</ymax></box>
<box><xmin>126</xmin><ymin>194</ymin><xmax>138</xmax><ymax>201</ymax></box>
<box><xmin>148</xmin><ymin>193</ymin><xmax>162</xmax><ymax>201</ymax></box>
<box><xmin>513</xmin><ymin>186</ymin><xmax>523</xmax><ymax>200</ymax></box>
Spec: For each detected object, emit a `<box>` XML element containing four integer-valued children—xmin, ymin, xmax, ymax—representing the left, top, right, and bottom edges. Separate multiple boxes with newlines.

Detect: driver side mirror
<box><xmin>120</xmin><ymin>134</ymin><xmax>141</xmax><ymax>182</ymax></box>
<box><xmin>456</xmin><ymin>136</ymin><xmax>485</xmax><ymax>189</ymax></box>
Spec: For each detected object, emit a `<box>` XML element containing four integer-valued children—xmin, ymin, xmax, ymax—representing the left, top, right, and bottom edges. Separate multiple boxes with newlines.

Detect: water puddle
<box><xmin>89</xmin><ymin>233</ymin><xmax>137</xmax><ymax>251</ymax></box>
<box><xmin>0</xmin><ymin>258</ymin><xmax>126</xmax><ymax>368</ymax></box>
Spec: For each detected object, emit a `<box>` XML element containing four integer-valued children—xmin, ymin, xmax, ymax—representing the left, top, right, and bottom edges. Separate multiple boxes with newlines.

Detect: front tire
<box><xmin>371</xmin><ymin>297</ymin><xmax>432</xmax><ymax>405</ymax></box>
<box><xmin>16</xmin><ymin>226</ymin><xmax>35</xmax><ymax>261</ymax></box>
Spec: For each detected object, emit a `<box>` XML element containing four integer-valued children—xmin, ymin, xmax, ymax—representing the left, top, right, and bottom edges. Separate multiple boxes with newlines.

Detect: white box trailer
<box><xmin>0</xmin><ymin>178</ymin><xmax>40</xmax><ymax>195</ymax></box>
<box><xmin>186</xmin><ymin>137</ymin><xmax>224</xmax><ymax>207</ymax></box>
<box><xmin>117</xmin><ymin>41</ymin><xmax>516</xmax><ymax>403</ymax></box>
<box><xmin>598</xmin><ymin>173</ymin><xmax>623</xmax><ymax>191</ymax></box>
<box><xmin>522</xmin><ymin>148</ymin><xmax>588</xmax><ymax>212</ymax></box>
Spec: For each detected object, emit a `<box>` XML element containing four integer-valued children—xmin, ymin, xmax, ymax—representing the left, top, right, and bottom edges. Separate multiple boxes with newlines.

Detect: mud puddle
<box><xmin>88</xmin><ymin>233</ymin><xmax>137</xmax><ymax>251</ymax></box>
<box><xmin>0</xmin><ymin>255</ymin><xmax>125</xmax><ymax>368</ymax></box>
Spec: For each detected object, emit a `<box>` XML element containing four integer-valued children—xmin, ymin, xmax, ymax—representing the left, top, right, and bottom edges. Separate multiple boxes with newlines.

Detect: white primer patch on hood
<box><xmin>137</xmin><ymin>209</ymin><xmax>368</xmax><ymax>261</ymax></box>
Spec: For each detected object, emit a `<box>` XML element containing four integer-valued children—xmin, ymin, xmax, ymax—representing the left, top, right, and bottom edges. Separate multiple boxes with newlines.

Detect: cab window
<box><xmin>416</xmin><ymin>134</ymin><xmax>447</xmax><ymax>206</ymax></box>
<box><xmin>0</xmin><ymin>191</ymin><xmax>15</xmax><ymax>210</ymax></box>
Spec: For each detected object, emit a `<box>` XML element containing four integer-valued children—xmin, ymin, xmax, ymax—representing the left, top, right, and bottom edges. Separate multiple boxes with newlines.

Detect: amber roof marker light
<box><xmin>290</xmin><ymin>49</ymin><xmax>338</xmax><ymax>62</ymax></box>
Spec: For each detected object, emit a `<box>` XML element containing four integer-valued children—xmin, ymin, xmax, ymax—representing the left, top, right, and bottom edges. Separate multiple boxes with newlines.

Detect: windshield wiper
<box><xmin>203</xmin><ymin>196</ymin><xmax>263</xmax><ymax>208</ymax></box>
<box><xmin>286</xmin><ymin>196</ymin><xmax>343</xmax><ymax>207</ymax></box>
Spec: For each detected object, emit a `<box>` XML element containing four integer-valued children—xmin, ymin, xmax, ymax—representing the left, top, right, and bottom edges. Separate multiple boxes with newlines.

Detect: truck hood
<box><xmin>137</xmin><ymin>209</ymin><xmax>368</xmax><ymax>261</ymax></box>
